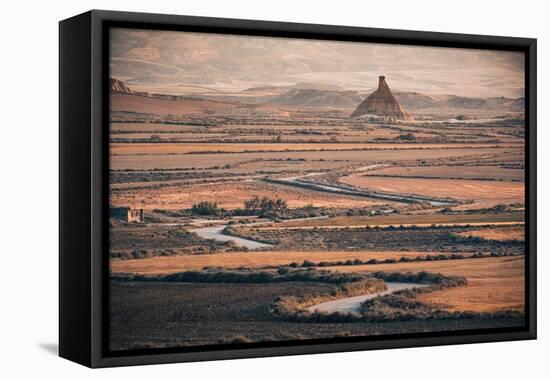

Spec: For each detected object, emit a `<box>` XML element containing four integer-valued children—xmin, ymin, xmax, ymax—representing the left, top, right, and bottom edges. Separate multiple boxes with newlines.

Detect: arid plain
<box><xmin>108</xmin><ymin>77</ymin><xmax>526</xmax><ymax>350</ymax></box>
<box><xmin>108</xmin><ymin>31</ymin><xmax>526</xmax><ymax>350</ymax></box>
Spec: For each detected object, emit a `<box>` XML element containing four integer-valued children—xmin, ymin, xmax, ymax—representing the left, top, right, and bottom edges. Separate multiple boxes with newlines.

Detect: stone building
<box><xmin>110</xmin><ymin>207</ymin><xmax>144</xmax><ymax>223</ymax></box>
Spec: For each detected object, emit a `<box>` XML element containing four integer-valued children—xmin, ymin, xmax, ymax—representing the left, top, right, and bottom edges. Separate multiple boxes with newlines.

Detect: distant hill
<box><xmin>245</xmin><ymin>82</ymin><xmax>345</xmax><ymax>93</ymax></box>
<box><xmin>110</xmin><ymin>77</ymin><xmax>214</xmax><ymax>102</ymax></box>
<box><xmin>109</xmin><ymin>77</ymin><xmax>290</xmax><ymax>118</ymax></box>
<box><xmin>393</xmin><ymin>92</ymin><xmax>440</xmax><ymax>109</ymax></box>
<box><xmin>486</xmin><ymin>96</ymin><xmax>525</xmax><ymax>110</ymax></box>
<box><xmin>439</xmin><ymin>95</ymin><xmax>488</xmax><ymax>109</ymax></box>
<box><xmin>244</xmin><ymin>85</ymin><xmax>286</xmax><ymax>94</ymax></box>
<box><xmin>394</xmin><ymin>92</ymin><xmax>524</xmax><ymax>113</ymax></box>
<box><xmin>112</xmin><ymin>76</ymin><xmax>524</xmax><ymax>116</ymax></box>
<box><xmin>262</xmin><ymin>88</ymin><xmax>363</xmax><ymax>109</ymax></box>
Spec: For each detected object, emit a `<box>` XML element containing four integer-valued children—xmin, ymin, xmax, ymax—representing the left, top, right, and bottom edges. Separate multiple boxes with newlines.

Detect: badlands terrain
<box><xmin>108</xmin><ymin>76</ymin><xmax>526</xmax><ymax>351</ymax></box>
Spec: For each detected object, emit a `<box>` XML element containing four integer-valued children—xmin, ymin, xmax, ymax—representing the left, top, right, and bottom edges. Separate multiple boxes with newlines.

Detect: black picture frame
<box><xmin>59</xmin><ymin>9</ymin><xmax>537</xmax><ymax>368</ymax></box>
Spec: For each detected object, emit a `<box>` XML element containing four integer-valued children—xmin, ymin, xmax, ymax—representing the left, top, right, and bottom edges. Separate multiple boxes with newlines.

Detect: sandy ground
<box><xmin>262</xmin><ymin>212</ymin><xmax>525</xmax><ymax>229</ymax></box>
<box><xmin>458</xmin><ymin>226</ymin><xmax>525</xmax><ymax>241</ymax></box>
<box><xmin>110</xmin><ymin>250</ymin><xmax>459</xmax><ymax>274</ymax></box>
<box><xmin>109</xmin><ymin>147</ymin><xmax>519</xmax><ymax>170</ymax></box>
<box><xmin>363</xmin><ymin>165</ymin><xmax>524</xmax><ymax>181</ymax></box>
<box><xmin>109</xmin><ymin>180</ymin><xmax>386</xmax><ymax>210</ymax></box>
<box><xmin>110</xmin><ymin>142</ymin><xmax>504</xmax><ymax>155</ymax></box>
<box><xmin>340</xmin><ymin>175</ymin><xmax>525</xmax><ymax>207</ymax></box>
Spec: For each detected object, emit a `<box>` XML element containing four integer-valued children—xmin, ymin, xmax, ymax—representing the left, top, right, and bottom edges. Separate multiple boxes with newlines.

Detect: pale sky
<box><xmin>110</xmin><ymin>28</ymin><xmax>525</xmax><ymax>98</ymax></box>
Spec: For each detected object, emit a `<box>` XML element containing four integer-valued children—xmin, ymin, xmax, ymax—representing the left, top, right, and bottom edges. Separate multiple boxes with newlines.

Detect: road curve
<box><xmin>191</xmin><ymin>225</ymin><xmax>272</xmax><ymax>250</ymax></box>
<box><xmin>307</xmin><ymin>282</ymin><xmax>429</xmax><ymax>315</ymax></box>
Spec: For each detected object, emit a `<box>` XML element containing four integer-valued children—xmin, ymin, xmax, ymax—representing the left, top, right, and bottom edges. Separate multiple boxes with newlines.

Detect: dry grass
<box><xmin>458</xmin><ymin>226</ymin><xmax>524</xmax><ymax>241</ymax></box>
<box><xmin>110</xmin><ymin>250</ymin><xmax>458</xmax><ymax>275</ymax></box>
<box><xmin>320</xmin><ymin>256</ymin><xmax>525</xmax><ymax>312</ymax></box>
<box><xmin>110</xmin><ymin>142</ymin><xmax>505</xmax><ymax>155</ymax></box>
<box><xmin>112</xmin><ymin>253</ymin><xmax>526</xmax><ymax>313</ymax></box>
<box><xmin>109</xmin><ymin>146</ymin><xmax>519</xmax><ymax>170</ymax></box>
<box><xmin>340</xmin><ymin>175</ymin><xmax>525</xmax><ymax>207</ymax></box>
<box><xmin>263</xmin><ymin>212</ymin><xmax>525</xmax><ymax>229</ymax></box>
<box><xmin>109</xmin><ymin>180</ymin><xmax>386</xmax><ymax>210</ymax></box>
<box><xmin>112</xmin><ymin>133</ymin><xmax>215</xmax><ymax>141</ymax></box>
<box><xmin>364</xmin><ymin>165</ymin><xmax>524</xmax><ymax>181</ymax></box>
<box><xmin>111</xmin><ymin>123</ymin><xmax>205</xmax><ymax>132</ymax></box>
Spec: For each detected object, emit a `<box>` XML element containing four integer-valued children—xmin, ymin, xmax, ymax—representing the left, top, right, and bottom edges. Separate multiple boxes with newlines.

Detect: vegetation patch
<box><xmin>358</xmin><ymin>271</ymin><xmax>522</xmax><ymax>322</ymax></box>
<box><xmin>229</xmin><ymin>225</ymin><xmax>524</xmax><ymax>253</ymax></box>
<box><xmin>370</xmin><ymin>271</ymin><xmax>465</xmax><ymax>286</ymax></box>
<box><xmin>109</xmin><ymin>226</ymin><xmax>245</xmax><ymax>259</ymax></box>
<box><xmin>281</xmin><ymin>251</ymin><xmax>518</xmax><ymax>269</ymax></box>
<box><xmin>111</xmin><ymin>268</ymin><xmax>366</xmax><ymax>284</ymax></box>
<box><xmin>358</xmin><ymin>295</ymin><xmax>522</xmax><ymax>322</ymax></box>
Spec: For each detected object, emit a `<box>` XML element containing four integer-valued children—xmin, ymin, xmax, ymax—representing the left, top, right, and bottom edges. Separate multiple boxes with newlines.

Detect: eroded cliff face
<box><xmin>351</xmin><ymin>76</ymin><xmax>414</xmax><ymax>120</ymax></box>
<box><xmin>110</xmin><ymin>77</ymin><xmax>135</xmax><ymax>94</ymax></box>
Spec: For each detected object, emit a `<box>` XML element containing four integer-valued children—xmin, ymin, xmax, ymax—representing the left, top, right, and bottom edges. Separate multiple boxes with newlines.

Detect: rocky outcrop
<box><xmin>351</xmin><ymin>76</ymin><xmax>413</xmax><ymax>120</ymax></box>
<box><xmin>110</xmin><ymin>77</ymin><xmax>135</xmax><ymax>94</ymax></box>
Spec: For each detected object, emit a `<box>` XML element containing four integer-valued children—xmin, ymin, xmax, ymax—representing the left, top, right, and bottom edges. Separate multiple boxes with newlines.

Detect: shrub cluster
<box><xmin>111</xmin><ymin>268</ymin><xmax>365</xmax><ymax>284</ymax></box>
<box><xmin>282</xmin><ymin>252</ymin><xmax>517</xmax><ymax>269</ymax></box>
<box><xmin>370</xmin><ymin>271</ymin><xmax>467</xmax><ymax>287</ymax></box>
<box><xmin>191</xmin><ymin>201</ymin><xmax>222</xmax><ymax>216</ymax></box>
<box><xmin>359</xmin><ymin>295</ymin><xmax>524</xmax><ymax>322</ymax></box>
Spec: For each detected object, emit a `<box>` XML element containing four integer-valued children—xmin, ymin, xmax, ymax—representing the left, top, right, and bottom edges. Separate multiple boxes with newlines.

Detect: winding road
<box><xmin>307</xmin><ymin>282</ymin><xmax>429</xmax><ymax>315</ymax></box>
<box><xmin>189</xmin><ymin>216</ymin><xmax>331</xmax><ymax>250</ymax></box>
<box><xmin>191</xmin><ymin>224</ymin><xmax>272</xmax><ymax>249</ymax></box>
<box><xmin>266</xmin><ymin>166</ymin><xmax>456</xmax><ymax>207</ymax></box>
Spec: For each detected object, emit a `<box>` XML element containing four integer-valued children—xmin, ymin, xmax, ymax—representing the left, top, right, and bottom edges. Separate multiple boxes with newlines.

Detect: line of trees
<box><xmin>243</xmin><ymin>196</ymin><xmax>287</xmax><ymax>216</ymax></box>
<box><xmin>191</xmin><ymin>196</ymin><xmax>288</xmax><ymax>217</ymax></box>
<box><xmin>191</xmin><ymin>201</ymin><xmax>221</xmax><ymax>215</ymax></box>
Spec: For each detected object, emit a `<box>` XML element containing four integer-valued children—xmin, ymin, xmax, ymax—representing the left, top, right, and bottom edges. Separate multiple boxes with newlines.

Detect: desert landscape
<box><xmin>108</xmin><ymin>29</ymin><xmax>526</xmax><ymax>351</ymax></box>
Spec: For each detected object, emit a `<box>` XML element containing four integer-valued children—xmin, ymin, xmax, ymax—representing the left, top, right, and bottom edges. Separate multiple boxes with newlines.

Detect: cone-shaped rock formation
<box><xmin>351</xmin><ymin>76</ymin><xmax>413</xmax><ymax>120</ymax></box>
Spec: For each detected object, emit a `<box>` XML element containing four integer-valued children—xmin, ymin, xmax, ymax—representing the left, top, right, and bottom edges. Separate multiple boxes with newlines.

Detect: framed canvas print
<box><xmin>59</xmin><ymin>10</ymin><xmax>536</xmax><ymax>368</ymax></box>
